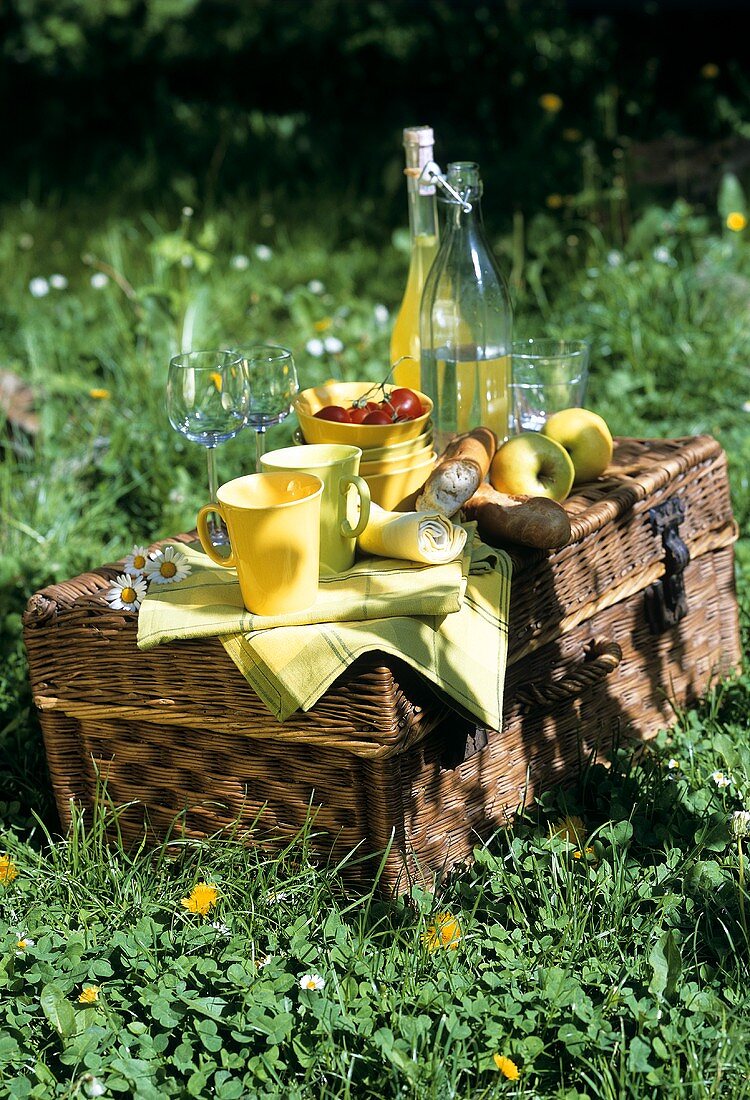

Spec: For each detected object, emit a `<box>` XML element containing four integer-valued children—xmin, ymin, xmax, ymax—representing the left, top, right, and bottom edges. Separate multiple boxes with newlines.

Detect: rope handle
<box><xmin>515</xmin><ymin>640</ymin><xmax>623</xmax><ymax>712</ymax></box>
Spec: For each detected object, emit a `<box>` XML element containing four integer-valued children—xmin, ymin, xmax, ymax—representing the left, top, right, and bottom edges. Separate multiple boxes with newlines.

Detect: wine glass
<box><xmin>166</xmin><ymin>349</ymin><xmax>250</xmax><ymax>546</ymax></box>
<box><xmin>234</xmin><ymin>344</ymin><xmax>299</xmax><ymax>471</ymax></box>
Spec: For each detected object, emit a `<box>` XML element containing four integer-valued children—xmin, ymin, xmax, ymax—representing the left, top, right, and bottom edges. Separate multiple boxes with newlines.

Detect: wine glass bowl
<box><xmin>166</xmin><ymin>349</ymin><xmax>250</xmax><ymax>546</ymax></box>
<box><xmin>233</xmin><ymin>344</ymin><xmax>299</xmax><ymax>470</ymax></box>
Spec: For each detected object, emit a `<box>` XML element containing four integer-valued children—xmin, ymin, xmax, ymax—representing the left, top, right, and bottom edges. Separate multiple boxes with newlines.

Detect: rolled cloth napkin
<box><xmin>357</xmin><ymin>502</ymin><xmax>467</xmax><ymax>564</ymax></box>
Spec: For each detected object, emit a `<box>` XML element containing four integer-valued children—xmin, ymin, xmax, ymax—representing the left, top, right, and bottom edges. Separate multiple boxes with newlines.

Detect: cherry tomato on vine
<box><xmin>314</xmin><ymin>405</ymin><xmax>351</xmax><ymax>423</ymax></box>
<box><xmin>363</xmin><ymin>409</ymin><xmax>393</xmax><ymax>425</ymax></box>
<box><xmin>388</xmin><ymin>387</ymin><xmax>423</xmax><ymax>421</ymax></box>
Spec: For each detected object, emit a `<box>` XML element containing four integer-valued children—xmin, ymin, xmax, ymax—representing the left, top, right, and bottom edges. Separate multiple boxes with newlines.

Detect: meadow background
<box><xmin>3</xmin><ymin>0</ymin><xmax>750</xmax><ymax>1096</ymax></box>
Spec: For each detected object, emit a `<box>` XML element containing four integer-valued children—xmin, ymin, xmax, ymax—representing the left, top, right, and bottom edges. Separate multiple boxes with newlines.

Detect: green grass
<box><xmin>2</xmin><ymin>189</ymin><xmax>750</xmax><ymax>1097</ymax></box>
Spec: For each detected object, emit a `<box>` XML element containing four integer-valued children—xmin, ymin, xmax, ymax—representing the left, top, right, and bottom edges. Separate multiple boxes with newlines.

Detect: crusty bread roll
<box><xmin>462</xmin><ymin>482</ymin><xmax>571</xmax><ymax>550</ymax></box>
<box><xmin>416</xmin><ymin>427</ymin><xmax>498</xmax><ymax>517</ymax></box>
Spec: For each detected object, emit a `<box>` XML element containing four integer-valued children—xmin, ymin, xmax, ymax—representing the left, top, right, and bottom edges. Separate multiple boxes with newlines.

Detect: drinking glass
<box><xmin>166</xmin><ymin>349</ymin><xmax>250</xmax><ymax>546</ymax></box>
<box><xmin>509</xmin><ymin>338</ymin><xmax>590</xmax><ymax>433</ymax></box>
<box><xmin>234</xmin><ymin>345</ymin><xmax>299</xmax><ymax>471</ymax></box>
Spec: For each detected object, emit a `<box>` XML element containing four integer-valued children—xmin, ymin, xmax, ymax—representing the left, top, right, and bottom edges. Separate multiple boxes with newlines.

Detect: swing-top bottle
<box><xmin>419</xmin><ymin>161</ymin><xmax>513</xmax><ymax>452</ymax></box>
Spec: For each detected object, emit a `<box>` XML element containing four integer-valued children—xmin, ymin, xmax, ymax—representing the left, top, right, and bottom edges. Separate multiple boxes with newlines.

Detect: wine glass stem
<box><xmin>206</xmin><ymin>446</ymin><xmax>220</xmax><ymax>537</ymax></box>
<box><xmin>254</xmin><ymin>428</ymin><xmax>267</xmax><ymax>472</ymax></box>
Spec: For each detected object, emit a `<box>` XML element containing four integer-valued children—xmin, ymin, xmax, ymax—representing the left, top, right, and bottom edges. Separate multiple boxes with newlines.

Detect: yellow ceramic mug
<box><xmin>260</xmin><ymin>444</ymin><xmax>371</xmax><ymax>574</ymax></box>
<box><xmin>196</xmin><ymin>471</ymin><xmax>324</xmax><ymax>615</ymax></box>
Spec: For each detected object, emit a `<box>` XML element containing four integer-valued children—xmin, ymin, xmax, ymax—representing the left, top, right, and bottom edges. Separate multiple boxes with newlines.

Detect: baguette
<box><xmin>416</xmin><ymin>427</ymin><xmax>498</xmax><ymax>517</ymax></box>
<box><xmin>462</xmin><ymin>482</ymin><xmax>571</xmax><ymax>550</ymax></box>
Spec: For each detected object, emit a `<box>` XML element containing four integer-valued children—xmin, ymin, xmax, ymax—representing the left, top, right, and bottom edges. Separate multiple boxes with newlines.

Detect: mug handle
<box><xmin>339</xmin><ymin>475</ymin><xmax>371</xmax><ymax>539</ymax></box>
<box><xmin>196</xmin><ymin>503</ymin><xmax>235</xmax><ymax>567</ymax></box>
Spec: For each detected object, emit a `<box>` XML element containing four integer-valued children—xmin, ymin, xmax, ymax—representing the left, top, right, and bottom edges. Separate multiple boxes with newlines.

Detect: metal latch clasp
<box><xmin>644</xmin><ymin>497</ymin><xmax>690</xmax><ymax>633</ymax></box>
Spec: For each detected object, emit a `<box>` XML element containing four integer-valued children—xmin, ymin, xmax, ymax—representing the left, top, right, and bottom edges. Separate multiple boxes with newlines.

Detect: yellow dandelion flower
<box><xmin>78</xmin><ymin>986</ymin><xmax>100</xmax><ymax>1004</ymax></box>
<box><xmin>89</xmin><ymin>388</ymin><xmax>111</xmax><ymax>400</ymax></box>
<box><xmin>550</xmin><ymin>814</ymin><xmax>586</xmax><ymax>845</ymax></box>
<box><xmin>493</xmin><ymin>1054</ymin><xmax>521</xmax><ymax>1079</ymax></box>
<box><xmin>313</xmin><ymin>317</ymin><xmax>333</xmax><ymax>332</ymax></box>
<box><xmin>562</xmin><ymin>127</ymin><xmax>583</xmax><ymax>142</ymax></box>
<box><xmin>727</xmin><ymin>211</ymin><xmax>747</xmax><ymax>232</ymax></box>
<box><xmin>539</xmin><ymin>93</ymin><xmax>563</xmax><ymax>114</ymax></box>
<box><xmin>545</xmin><ymin>193</ymin><xmax>564</xmax><ymax>210</ymax></box>
<box><xmin>181</xmin><ymin>881</ymin><xmax>219</xmax><ymax>916</ymax></box>
<box><xmin>701</xmin><ymin>62</ymin><xmax>719</xmax><ymax>79</ymax></box>
<box><xmin>0</xmin><ymin>855</ymin><xmax>18</xmax><ymax>884</ymax></box>
<box><xmin>422</xmin><ymin>911</ymin><xmax>462</xmax><ymax>952</ymax></box>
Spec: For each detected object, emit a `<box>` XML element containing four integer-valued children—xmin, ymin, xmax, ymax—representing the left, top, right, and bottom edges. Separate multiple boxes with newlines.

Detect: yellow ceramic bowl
<box><xmin>361</xmin><ymin>451</ymin><xmax>437</xmax><ymax>511</ymax></box>
<box><xmin>359</xmin><ymin>440</ymin><xmax>435</xmax><ymax>477</ymax></box>
<box><xmin>295</xmin><ymin>381</ymin><xmax>433</xmax><ymax>447</ymax></box>
<box><xmin>359</xmin><ymin>427</ymin><xmax>433</xmax><ymax>464</ymax></box>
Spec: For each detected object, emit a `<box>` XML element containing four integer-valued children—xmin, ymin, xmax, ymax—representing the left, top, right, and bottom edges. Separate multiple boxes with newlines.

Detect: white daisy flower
<box><xmin>254</xmin><ymin>244</ymin><xmax>273</xmax><ymax>262</ymax></box>
<box><xmin>299</xmin><ymin>973</ymin><xmax>325</xmax><ymax>991</ymax></box>
<box><xmin>124</xmin><ymin>545</ymin><xmax>150</xmax><ymax>576</ymax></box>
<box><xmin>50</xmin><ymin>274</ymin><xmax>69</xmax><ymax>290</ymax></box>
<box><xmin>652</xmin><ymin>246</ymin><xmax>673</xmax><ymax>265</ymax></box>
<box><xmin>305</xmin><ymin>338</ymin><xmax>324</xmax><ymax>357</ymax></box>
<box><xmin>667</xmin><ymin>758</ymin><xmax>680</xmax><ymax>770</ymax></box>
<box><xmin>231</xmin><ymin>254</ymin><xmax>250</xmax><ymax>271</ymax></box>
<box><xmin>106</xmin><ymin>573</ymin><xmax>148</xmax><ymax>611</ymax></box>
<box><xmin>29</xmin><ymin>277</ymin><xmax>50</xmax><ymax>298</ymax></box>
<box><xmin>606</xmin><ymin>249</ymin><xmax>623</xmax><ymax>267</ymax></box>
<box><xmin>145</xmin><ymin>545</ymin><xmax>191</xmax><ymax>584</ymax></box>
<box><xmin>307</xmin><ymin>279</ymin><xmax>325</xmax><ymax>294</ymax></box>
<box><xmin>373</xmin><ymin>303</ymin><xmax>390</xmax><ymax>325</ymax></box>
<box><xmin>82</xmin><ymin>1076</ymin><xmax>106</xmax><ymax>1098</ymax></box>
<box><xmin>323</xmin><ymin>335</ymin><xmax>344</xmax><ymax>354</ymax></box>
<box><xmin>712</xmin><ymin>770</ymin><xmax>731</xmax><ymax>788</ymax></box>
<box><xmin>730</xmin><ymin>810</ymin><xmax>750</xmax><ymax>838</ymax></box>
<box><xmin>15</xmin><ymin>937</ymin><xmax>35</xmax><ymax>954</ymax></box>
<box><xmin>90</xmin><ymin>272</ymin><xmax>109</xmax><ymax>289</ymax></box>
<box><xmin>182</xmin><ymin>206</ymin><xmax>194</xmax><ymax>218</ymax></box>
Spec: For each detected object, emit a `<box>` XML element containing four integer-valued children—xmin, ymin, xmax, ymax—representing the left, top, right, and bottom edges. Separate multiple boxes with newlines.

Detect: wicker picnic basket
<box><xmin>23</xmin><ymin>435</ymin><xmax>741</xmax><ymax>893</ymax></box>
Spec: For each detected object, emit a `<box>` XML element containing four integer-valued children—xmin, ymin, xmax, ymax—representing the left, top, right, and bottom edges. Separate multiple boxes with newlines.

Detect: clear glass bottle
<box><xmin>389</xmin><ymin>126</ymin><xmax>440</xmax><ymax>391</ymax></box>
<box><xmin>420</xmin><ymin>161</ymin><xmax>513</xmax><ymax>452</ymax></box>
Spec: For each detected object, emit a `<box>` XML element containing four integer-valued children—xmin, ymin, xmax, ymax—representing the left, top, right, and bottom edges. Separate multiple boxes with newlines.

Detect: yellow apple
<box><xmin>541</xmin><ymin>408</ymin><xmax>613</xmax><ymax>484</ymax></box>
<box><xmin>490</xmin><ymin>432</ymin><xmax>575</xmax><ymax>502</ymax></box>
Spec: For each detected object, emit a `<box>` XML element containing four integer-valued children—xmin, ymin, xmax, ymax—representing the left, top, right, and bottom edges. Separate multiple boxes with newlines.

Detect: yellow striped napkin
<box><xmin>222</xmin><ymin>538</ymin><xmax>512</xmax><ymax>727</ymax></box>
<box><xmin>137</xmin><ymin>540</ymin><xmax>474</xmax><ymax>651</ymax></box>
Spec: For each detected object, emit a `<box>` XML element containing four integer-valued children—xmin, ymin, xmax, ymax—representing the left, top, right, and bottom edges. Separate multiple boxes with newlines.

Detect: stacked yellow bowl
<box><xmin>293</xmin><ymin>382</ymin><xmax>435</xmax><ymax>510</ymax></box>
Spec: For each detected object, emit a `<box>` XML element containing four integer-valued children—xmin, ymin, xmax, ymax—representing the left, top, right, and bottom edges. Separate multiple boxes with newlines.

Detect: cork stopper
<box><xmin>403</xmin><ymin>126</ymin><xmax>434</xmax><ymax>148</ymax></box>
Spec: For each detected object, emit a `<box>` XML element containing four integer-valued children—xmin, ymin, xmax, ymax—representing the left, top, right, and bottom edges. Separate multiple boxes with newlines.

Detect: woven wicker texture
<box><xmin>23</xmin><ymin>435</ymin><xmax>742</xmax><ymax>892</ymax></box>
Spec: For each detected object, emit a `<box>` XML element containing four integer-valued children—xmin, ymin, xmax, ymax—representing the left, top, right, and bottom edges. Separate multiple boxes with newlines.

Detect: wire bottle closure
<box><xmin>404</xmin><ymin>160</ymin><xmax>473</xmax><ymax>212</ymax></box>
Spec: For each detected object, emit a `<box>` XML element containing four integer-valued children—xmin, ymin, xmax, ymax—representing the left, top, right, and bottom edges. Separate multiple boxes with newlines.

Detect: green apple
<box><xmin>490</xmin><ymin>432</ymin><xmax>575</xmax><ymax>501</ymax></box>
<box><xmin>541</xmin><ymin>407</ymin><xmax>613</xmax><ymax>484</ymax></box>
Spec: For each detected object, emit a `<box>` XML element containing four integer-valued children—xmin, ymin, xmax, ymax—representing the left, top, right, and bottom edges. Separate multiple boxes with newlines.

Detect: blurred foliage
<box><xmin>2</xmin><ymin>0</ymin><xmax>749</xmax><ymax>225</ymax></box>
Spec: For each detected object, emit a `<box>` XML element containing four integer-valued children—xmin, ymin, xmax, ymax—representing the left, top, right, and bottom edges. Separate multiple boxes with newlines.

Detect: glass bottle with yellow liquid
<box><xmin>389</xmin><ymin>126</ymin><xmax>440</xmax><ymax>391</ymax></box>
<box><xmin>420</xmin><ymin>161</ymin><xmax>513</xmax><ymax>452</ymax></box>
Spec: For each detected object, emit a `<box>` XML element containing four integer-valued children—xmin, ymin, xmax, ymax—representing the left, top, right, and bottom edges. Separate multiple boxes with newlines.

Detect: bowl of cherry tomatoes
<box><xmin>294</xmin><ymin>381</ymin><xmax>433</xmax><ymax>447</ymax></box>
